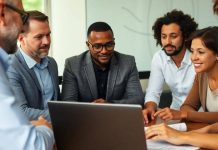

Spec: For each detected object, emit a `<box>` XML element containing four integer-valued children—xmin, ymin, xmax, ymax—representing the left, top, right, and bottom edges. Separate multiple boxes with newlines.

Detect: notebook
<box><xmin>48</xmin><ymin>101</ymin><xmax>147</xmax><ymax>150</ymax></box>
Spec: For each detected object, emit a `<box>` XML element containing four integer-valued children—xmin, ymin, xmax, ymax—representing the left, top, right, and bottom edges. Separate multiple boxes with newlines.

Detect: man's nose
<box><xmin>42</xmin><ymin>36</ymin><xmax>50</xmax><ymax>45</ymax></box>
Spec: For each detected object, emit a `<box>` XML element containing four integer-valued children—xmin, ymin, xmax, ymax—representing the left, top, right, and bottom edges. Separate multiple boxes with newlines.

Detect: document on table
<box><xmin>145</xmin><ymin>123</ymin><xmax>199</xmax><ymax>150</ymax></box>
<box><xmin>146</xmin><ymin>140</ymin><xmax>199</xmax><ymax>150</ymax></box>
<box><xmin>144</xmin><ymin>122</ymin><xmax>187</xmax><ymax>131</ymax></box>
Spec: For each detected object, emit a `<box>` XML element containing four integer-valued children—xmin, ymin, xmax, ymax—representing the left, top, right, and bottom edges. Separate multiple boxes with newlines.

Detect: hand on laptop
<box><xmin>92</xmin><ymin>98</ymin><xmax>107</xmax><ymax>103</ymax></box>
<box><xmin>31</xmin><ymin>115</ymin><xmax>52</xmax><ymax>129</ymax></box>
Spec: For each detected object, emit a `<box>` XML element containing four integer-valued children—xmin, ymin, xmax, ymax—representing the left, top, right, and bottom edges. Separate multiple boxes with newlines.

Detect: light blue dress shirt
<box><xmin>0</xmin><ymin>48</ymin><xmax>54</xmax><ymax>150</ymax></box>
<box><xmin>145</xmin><ymin>50</ymin><xmax>195</xmax><ymax>109</ymax></box>
<box><xmin>20</xmin><ymin>49</ymin><xmax>54</xmax><ymax>109</ymax></box>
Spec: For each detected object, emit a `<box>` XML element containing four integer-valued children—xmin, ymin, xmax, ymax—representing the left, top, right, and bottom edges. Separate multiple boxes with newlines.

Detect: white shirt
<box><xmin>145</xmin><ymin>49</ymin><xmax>195</xmax><ymax>109</ymax></box>
<box><xmin>206</xmin><ymin>84</ymin><xmax>218</xmax><ymax>112</ymax></box>
<box><xmin>0</xmin><ymin>48</ymin><xmax>54</xmax><ymax>150</ymax></box>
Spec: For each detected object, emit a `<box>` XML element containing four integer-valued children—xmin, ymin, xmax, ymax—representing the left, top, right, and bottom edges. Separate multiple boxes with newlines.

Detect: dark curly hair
<box><xmin>185</xmin><ymin>26</ymin><xmax>218</xmax><ymax>55</ymax></box>
<box><xmin>152</xmin><ymin>9</ymin><xmax>198</xmax><ymax>46</ymax></box>
<box><xmin>214</xmin><ymin>0</ymin><xmax>218</xmax><ymax>15</ymax></box>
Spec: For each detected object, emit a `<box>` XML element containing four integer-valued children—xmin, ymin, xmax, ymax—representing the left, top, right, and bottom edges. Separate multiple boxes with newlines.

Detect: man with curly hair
<box><xmin>143</xmin><ymin>10</ymin><xmax>198</xmax><ymax>123</ymax></box>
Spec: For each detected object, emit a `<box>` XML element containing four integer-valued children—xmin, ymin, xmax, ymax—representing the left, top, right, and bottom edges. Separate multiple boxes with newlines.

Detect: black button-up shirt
<box><xmin>92</xmin><ymin>61</ymin><xmax>110</xmax><ymax>99</ymax></box>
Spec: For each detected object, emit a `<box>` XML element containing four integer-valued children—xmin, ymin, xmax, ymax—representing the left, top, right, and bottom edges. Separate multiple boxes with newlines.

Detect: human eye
<box><xmin>106</xmin><ymin>42</ymin><xmax>115</xmax><ymax>47</ymax></box>
<box><xmin>198</xmin><ymin>50</ymin><xmax>205</xmax><ymax>54</ymax></box>
<box><xmin>161</xmin><ymin>34</ymin><xmax>166</xmax><ymax>39</ymax></box>
<box><xmin>170</xmin><ymin>34</ymin><xmax>177</xmax><ymax>39</ymax></box>
<box><xmin>46</xmin><ymin>33</ymin><xmax>51</xmax><ymax>38</ymax></box>
<box><xmin>93</xmin><ymin>44</ymin><xmax>102</xmax><ymax>50</ymax></box>
<box><xmin>34</xmin><ymin>35</ymin><xmax>43</xmax><ymax>40</ymax></box>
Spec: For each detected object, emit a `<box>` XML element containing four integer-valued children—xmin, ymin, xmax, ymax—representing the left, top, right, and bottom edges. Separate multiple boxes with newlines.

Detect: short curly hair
<box><xmin>152</xmin><ymin>9</ymin><xmax>198</xmax><ymax>46</ymax></box>
<box><xmin>214</xmin><ymin>0</ymin><xmax>218</xmax><ymax>15</ymax></box>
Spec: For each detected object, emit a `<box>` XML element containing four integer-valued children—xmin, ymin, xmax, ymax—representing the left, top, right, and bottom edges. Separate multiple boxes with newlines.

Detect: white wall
<box><xmin>50</xmin><ymin>0</ymin><xmax>86</xmax><ymax>75</ymax></box>
<box><xmin>49</xmin><ymin>0</ymin><xmax>217</xmax><ymax>75</ymax></box>
<box><xmin>86</xmin><ymin>0</ymin><xmax>217</xmax><ymax>71</ymax></box>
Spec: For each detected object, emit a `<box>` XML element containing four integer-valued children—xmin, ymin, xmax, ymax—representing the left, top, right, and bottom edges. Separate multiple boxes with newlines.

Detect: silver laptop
<box><xmin>48</xmin><ymin>101</ymin><xmax>146</xmax><ymax>150</ymax></box>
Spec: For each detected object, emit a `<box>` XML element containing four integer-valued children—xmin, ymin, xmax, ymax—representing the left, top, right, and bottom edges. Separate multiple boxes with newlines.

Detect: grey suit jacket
<box><xmin>7</xmin><ymin>50</ymin><xmax>60</xmax><ymax>121</ymax></box>
<box><xmin>62</xmin><ymin>51</ymin><xmax>144</xmax><ymax>106</ymax></box>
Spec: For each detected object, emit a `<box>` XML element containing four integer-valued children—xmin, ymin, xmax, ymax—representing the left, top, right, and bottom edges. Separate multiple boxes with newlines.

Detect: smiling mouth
<box><xmin>165</xmin><ymin>46</ymin><xmax>175</xmax><ymax>51</ymax></box>
<box><xmin>193</xmin><ymin>63</ymin><xmax>202</xmax><ymax>67</ymax></box>
<box><xmin>99</xmin><ymin>56</ymin><xmax>109</xmax><ymax>59</ymax></box>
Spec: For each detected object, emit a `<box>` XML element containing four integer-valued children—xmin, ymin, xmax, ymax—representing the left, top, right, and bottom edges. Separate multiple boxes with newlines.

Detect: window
<box><xmin>22</xmin><ymin>0</ymin><xmax>44</xmax><ymax>11</ymax></box>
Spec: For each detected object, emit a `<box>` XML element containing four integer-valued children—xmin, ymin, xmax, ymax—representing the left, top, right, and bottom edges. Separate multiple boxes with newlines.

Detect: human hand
<box><xmin>31</xmin><ymin>116</ymin><xmax>52</xmax><ymax>129</ymax></box>
<box><xmin>145</xmin><ymin>123</ymin><xmax>185</xmax><ymax>145</ymax></box>
<box><xmin>142</xmin><ymin>108</ymin><xmax>156</xmax><ymax>124</ymax></box>
<box><xmin>154</xmin><ymin>108</ymin><xmax>182</xmax><ymax>121</ymax></box>
<box><xmin>92</xmin><ymin>98</ymin><xmax>107</xmax><ymax>103</ymax></box>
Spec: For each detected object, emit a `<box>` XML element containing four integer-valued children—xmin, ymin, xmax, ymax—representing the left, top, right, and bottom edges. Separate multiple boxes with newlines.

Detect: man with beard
<box><xmin>143</xmin><ymin>10</ymin><xmax>198</xmax><ymax>124</ymax></box>
<box><xmin>62</xmin><ymin>22</ymin><xmax>144</xmax><ymax>105</ymax></box>
<box><xmin>7</xmin><ymin>10</ymin><xmax>60</xmax><ymax>121</ymax></box>
<box><xmin>0</xmin><ymin>0</ymin><xmax>54</xmax><ymax>149</ymax></box>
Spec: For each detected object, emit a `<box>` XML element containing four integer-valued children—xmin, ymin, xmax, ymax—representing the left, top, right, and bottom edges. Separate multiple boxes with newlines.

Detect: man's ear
<box><xmin>0</xmin><ymin>5</ymin><xmax>6</xmax><ymax>26</ymax></box>
<box><xmin>86</xmin><ymin>41</ymin><xmax>89</xmax><ymax>47</ymax></box>
<box><xmin>18</xmin><ymin>33</ymin><xmax>26</xmax><ymax>44</ymax></box>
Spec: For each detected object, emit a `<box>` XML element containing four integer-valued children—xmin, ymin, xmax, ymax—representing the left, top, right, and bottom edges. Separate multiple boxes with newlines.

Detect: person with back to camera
<box><xmin>0</xmin><ymin>0</ymin><xmax>54</xmax><ymax>149</ymax></box>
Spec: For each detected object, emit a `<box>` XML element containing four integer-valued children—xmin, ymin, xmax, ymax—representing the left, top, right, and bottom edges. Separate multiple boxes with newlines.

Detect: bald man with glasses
<box><xmin>0</xmin><ymin>0</ymin><xmax>54</xmax><ymax>149</ymax></box>
<box><xmin>62</xmin><ymin>21</ymin><xmax>144</xmax><ymax>106</ymax></box>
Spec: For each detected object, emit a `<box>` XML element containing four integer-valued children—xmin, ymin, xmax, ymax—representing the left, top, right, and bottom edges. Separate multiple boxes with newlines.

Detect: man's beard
<box><xmin>162</xmin><ymin>42</ymin><xmax>184</xmax><ymax>57</ymax></box>
<box><xmin>1</xmin><ymin>36</ymin><xmax>18</xmax><ymax>54</ymax></box>
<box><xmin>0</xmin><ymin>22</ymin><xmax>20</xmax><ymax>54</ymax></box>
<box><xmin>33</xmin><ymin>46</ymin><xmax>50</xmax><ymax>59</ymax></box>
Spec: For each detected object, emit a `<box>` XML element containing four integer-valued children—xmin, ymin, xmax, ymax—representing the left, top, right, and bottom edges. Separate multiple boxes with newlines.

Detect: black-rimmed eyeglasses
<box><xmin>2</xmin><ymin>3</ymin><xmax>29</xmax><ymax>25</ymax></box>
<box><xmin>87</xmin><ymin>41</ymin><xmax>115</xmax><ymax>52</ymax></box>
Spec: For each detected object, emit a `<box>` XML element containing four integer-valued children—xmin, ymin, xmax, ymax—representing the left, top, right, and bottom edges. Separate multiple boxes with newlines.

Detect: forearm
<box><xmin>185</xmin><ymin>111</ymin><xmax>218</xmax><ymax>124</ymax></box>
<box><xmin>21</xmin><ymin>106</ymin><xmax>50</xmax><ymax>121</ymax></box>
<box><xmin>180</xmin><ymin>104</ymin><xmax>197</xmax><ymax>112</ymax></box>
<box><xmin>207</xmin><ymin>122</ymin><xmax>218</xmax><ymax>133</ymax></box>
<box><xmin>195</xmin><ymin>122</ymin><xmax>218</xmax><ymax>133</ymax></box>
<box><xmin>180</xmin><ymin>132</ymin><xmax>218</xmax><ymax>149</ymax></box>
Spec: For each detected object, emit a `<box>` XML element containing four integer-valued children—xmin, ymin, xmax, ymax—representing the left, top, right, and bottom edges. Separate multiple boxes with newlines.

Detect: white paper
<box><xmin>144</xmin><ymin>122</ymin><xmax>187</xmax><ymax>131</ymax></box>
<box><xmin>168</xmin><ymin>122</ymin><xmax>187</xmax><ymax>131</ymax></box>
<box><xmin>146</xmin><ymin>140</ymin><xmax>199</xmax><ymax>150</ymax></box>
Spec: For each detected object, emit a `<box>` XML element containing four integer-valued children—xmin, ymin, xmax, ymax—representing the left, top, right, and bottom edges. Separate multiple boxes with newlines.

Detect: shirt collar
<box><xmin>0</xmin><ymin>47</ymin><xmax>11</xmax><ymax>71</ymax></box>
<box><xmin>181</xmin><ymin>50</ymin><xmax>192</xmax><ymax>65</ymax></box>
<box><xmin>19</xmin><ymin>46</ymin><xmax>49</xmax><ymax>69</ymax></box>
<box><xmin>166</xmin><ymin>49</ymin><xmax>192</xmax><ymax>66</ymax></box>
